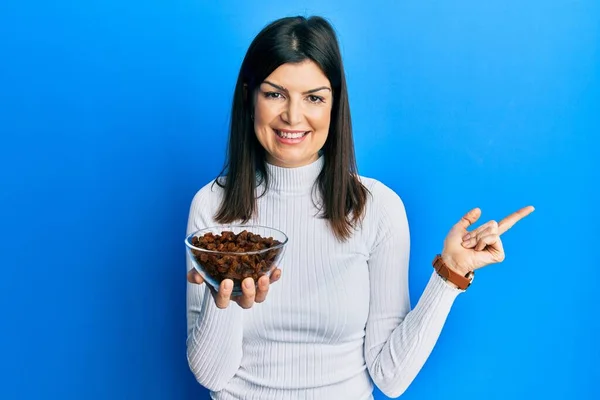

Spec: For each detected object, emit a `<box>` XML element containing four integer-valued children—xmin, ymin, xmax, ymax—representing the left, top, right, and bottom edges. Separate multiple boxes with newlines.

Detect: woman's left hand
<box><xmin>440</xmin><ymin>206</ymin><xmax>535</xmax><ymax>276</ymax></box>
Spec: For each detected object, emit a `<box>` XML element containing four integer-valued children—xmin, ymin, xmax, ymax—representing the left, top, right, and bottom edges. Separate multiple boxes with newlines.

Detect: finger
<box><xmin>215</xmin><ymin>279</ymin><xmax>233</xmax><ymax>309</ymax></box>
<box><xmin>237</xmin><ymin>278</ymin><xmax>256</xmax><ymax>309</ymax></box>
<box><xmin>455</xmin><ymin>208</ymin><xmax>482</xmax><ymax>230</ymax></box>
<box><xmin>498</xmin><ymin>205</ymin><xmax>535</xmax><ymax>235</ymax></box>
<box><xmin>462</xmin><ymin>226</ymin><xmax>492</xmax><ymax>248</ymax></box>
<box><xmin>475</xmin><ymin>234</ymin><xmax>493</xmax><ymax>251</ymax></box>
<box><xmin>462</xmin><ymin>220</ymin><xmax>498</xmax><ymax>241</ymax></box>
<box><xmin>254</xmin><ymin>275</ymin><xmax>270</xmax><ymax>303</ymax></box>
<box><xmin>474</xmin><ymin>233</ymin><xmax>502</xmax><ymax>253</ymax></box>
<box><xmin>476</xmin><ymin>234</ymin><xmax>505</xmax><ymax>263</ymax></box>
<box><xmin>270</xmin><ymin>268</ymin><xmax>282</xmax><ymax>284</ymax></box>
<box><xmin>187</xmin><ymin>269</ymin><xmax>204</xmax><ymax>285</ymax></box>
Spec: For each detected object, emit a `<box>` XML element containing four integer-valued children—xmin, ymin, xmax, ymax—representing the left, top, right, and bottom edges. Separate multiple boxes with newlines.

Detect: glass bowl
<box><xmin>185</xmin><ymin>225</ymin><xmax>288</xmax><ymax>296</ymax></box>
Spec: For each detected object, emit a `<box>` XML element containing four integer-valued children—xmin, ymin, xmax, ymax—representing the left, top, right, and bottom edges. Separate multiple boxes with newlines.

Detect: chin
<box><xmin>269</xmin><ymin>153</ymin><xmax>317</xmax><ymax>168</ymax></box>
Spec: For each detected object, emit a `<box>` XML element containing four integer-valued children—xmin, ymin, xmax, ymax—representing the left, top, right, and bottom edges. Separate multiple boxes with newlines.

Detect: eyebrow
<box><xmin>262</xmin><ymin>80</ymin><xmax>331</xmax><ymax>95</ymax></box>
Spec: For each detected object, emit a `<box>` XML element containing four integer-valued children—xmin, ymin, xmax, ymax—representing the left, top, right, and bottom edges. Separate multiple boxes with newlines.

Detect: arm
<box><xmin>365</xmin><ymin>182</ymin><xmax>462</xmax><ymax>398</ymax></box>
<box><xmin>186</xmin><ymin>188</ymin><xmax>244</xmax><ymax>392</ymax></box>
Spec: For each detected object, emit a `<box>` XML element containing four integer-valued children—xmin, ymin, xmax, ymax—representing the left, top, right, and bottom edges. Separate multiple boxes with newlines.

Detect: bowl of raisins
<box><xmin>185</xmin><ymin>225</ymin><xmax>288</xmax><ymax>295</ymax></box>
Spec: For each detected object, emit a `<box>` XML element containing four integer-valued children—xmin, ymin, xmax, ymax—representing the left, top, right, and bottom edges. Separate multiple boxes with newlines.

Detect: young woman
<box><xmin>185</xmin><ymin>15</ymin><xmax>533</xmax><ymax>399</ymax></box>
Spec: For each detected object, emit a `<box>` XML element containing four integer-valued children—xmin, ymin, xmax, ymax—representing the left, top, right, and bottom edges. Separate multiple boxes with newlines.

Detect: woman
<box><xmin>186</xmin><ymin>15</ymin><xmax>533</xmax><ymax>399</ymax></box>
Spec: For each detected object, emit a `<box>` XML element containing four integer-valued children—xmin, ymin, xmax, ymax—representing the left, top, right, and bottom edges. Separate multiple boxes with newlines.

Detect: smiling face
<box><xmin>253</xmin><ymin>60</ymin><xmax>333</xmax><ymax>168</ymax></box>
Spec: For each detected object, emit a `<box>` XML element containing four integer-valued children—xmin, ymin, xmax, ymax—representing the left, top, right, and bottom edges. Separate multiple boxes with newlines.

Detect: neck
<box><xmin>263</xmin><ymin>155</ymin><xmax>324</xmax><ymax>194</ymax></box>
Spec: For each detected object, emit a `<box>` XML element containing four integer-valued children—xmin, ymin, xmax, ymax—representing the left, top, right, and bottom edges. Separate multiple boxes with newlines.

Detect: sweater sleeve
<box><xmin>185</xmin><ymin>185</ymin><xmax>244</xmax><ymax>392</ymax></box>
<box><xmin>364</xmin><ymin>181</ymin><xmax>462</xmax><ymax>398</ymax></box>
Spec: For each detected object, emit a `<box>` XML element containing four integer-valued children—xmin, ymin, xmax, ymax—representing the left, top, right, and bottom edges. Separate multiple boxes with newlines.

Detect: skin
<box><xmin>187</xmin><ymin>60</ymin><xmax>333</xmax><ymax>308</ymax></box>
<box><xmin>441</xmin><ymin>206</ymin><xmax>536</xmax><ymax>288</ymax></box>
<box><xmin>188</xmin><ymin>60</ymin><xmax>536</xmax><ymax>305</ymax></box>
<box><xmin>187</xmin><ymin>267</ymin><xmax>282</xmax><ymax>309</ymax></box>
<box><xmin>253</xmin><ymin>60</ymin><xmax>333</xmax><ymax>168</ymax></box>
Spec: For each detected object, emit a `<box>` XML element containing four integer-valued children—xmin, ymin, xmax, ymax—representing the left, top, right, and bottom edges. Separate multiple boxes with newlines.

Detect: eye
<box><xmin>307</xmin><ymin>95</ymin><xmax>325</xmax><ymax>104</ymax></box>
<box><xmin>264</xmin><ymin>91</ymin><xmax>284</xmax><ymax>99</ymax></box>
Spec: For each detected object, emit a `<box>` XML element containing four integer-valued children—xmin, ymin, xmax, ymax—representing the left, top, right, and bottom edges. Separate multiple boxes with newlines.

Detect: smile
<box><xmin>274</xmin><ymin>129</ymin><xmax>310</xmax><ymax>139</ymax></box>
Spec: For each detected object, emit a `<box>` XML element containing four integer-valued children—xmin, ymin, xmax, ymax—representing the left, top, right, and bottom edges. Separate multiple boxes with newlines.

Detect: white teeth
<box><xmin>276</xmin><ymin>130</ymin><xmax>307</xmax><ymax>139</ymax></box>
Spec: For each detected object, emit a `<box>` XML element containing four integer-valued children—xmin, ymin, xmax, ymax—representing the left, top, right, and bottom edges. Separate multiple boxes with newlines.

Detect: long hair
<box><xmin>213</xmin><ymin>16</ymin><xmax>369</xmax><ymax>242</ymax></box>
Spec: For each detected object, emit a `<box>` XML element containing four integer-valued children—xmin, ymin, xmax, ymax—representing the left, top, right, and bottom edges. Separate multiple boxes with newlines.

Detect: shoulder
<box><xmin>358</xmin><ymin>175</ymin><xmax>410</xmax><ymax>248</ymax></box>
<box><xmin>358</xmin><ymin>175</ymin><xmax>406</xmax><ymax>214</ymax></box>
<box><xmin>191</xmin><ymin>178</ymin><xmax>225</xmax><ymax>206</ymax></box>
<box><xmin>188</xmin><ymin>178</ymin><xmax>226</xmax><ymax>227</ymax></box>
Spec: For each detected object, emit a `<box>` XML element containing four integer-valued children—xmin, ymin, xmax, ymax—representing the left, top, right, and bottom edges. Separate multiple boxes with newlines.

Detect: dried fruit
<box><xmin>191</xmin><ymin>230</ymin><xmax>282</xmax><ymax>283</ymax></box>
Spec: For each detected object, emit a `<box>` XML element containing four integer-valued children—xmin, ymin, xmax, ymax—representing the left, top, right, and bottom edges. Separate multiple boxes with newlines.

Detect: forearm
<box><xmin>367</xmin><ymin>271</ymin><xmax>461</xmax><ymax>398</ymax></box>
<box><xmin>187</xmin><ymin>286</ymin><xmax>244</xmax><ymax>392</ymax></box>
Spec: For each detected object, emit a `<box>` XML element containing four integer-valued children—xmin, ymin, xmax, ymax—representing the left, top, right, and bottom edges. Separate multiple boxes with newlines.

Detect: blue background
<box><xmin>1</xmin><ymin>0</ymin><xmax>598</xmax><ymax>399</ymax></box>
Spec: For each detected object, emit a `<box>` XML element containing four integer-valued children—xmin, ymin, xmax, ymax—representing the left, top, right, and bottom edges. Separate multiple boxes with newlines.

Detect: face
<box><xmin>253</xmin><ymin>60</ymin><xmax>333</xmax><ymax>168</ymax></box>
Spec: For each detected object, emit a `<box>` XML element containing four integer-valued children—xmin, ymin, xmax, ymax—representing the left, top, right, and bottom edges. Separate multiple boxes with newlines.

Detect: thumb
<box><xmin>455</xmin><ymin>207</ymin><xmax>482</xmax><ymax>230</ymax></box>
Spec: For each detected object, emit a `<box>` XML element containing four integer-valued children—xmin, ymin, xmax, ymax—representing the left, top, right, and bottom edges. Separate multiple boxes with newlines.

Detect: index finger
<box><xmin>498</xmin><ymin>205</ymin><xmax>535</xmax><ymax>235</ymax></box>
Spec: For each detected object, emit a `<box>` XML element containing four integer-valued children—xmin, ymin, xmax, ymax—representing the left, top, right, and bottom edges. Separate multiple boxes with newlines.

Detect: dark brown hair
<box><xmin>213</xmin><ymin>15</ymin><xmax>369</xmax><ymax>242</ymax></box>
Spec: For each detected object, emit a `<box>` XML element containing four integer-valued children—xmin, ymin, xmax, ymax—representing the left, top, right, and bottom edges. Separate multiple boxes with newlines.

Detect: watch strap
<box><xmin>432</xmin><ymin>254</ymin><xmax>474</xmax><ymax>290</ymax></box>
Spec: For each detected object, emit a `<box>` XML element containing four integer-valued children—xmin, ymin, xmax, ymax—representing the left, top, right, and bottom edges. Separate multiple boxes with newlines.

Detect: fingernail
<box><xmin>463</xmin><ymin>234</ymin><xmax>471</xmax><ymax>241</ymax></box>
<box><xmin>223</xmin><ymin>280</ymin><xmax>232</xmax><ymax>290</ymax></box>
<box><xmin>244</xmin><ymin>280</ymin><xmax>253</xmax><ymax>289</ymax></box>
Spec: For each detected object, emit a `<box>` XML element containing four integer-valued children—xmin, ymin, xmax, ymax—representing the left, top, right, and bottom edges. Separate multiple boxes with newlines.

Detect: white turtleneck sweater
<box><xmin>186</xmin><ymin>156</ymin><xmax>462</xmax><ymax>400</ymax></box>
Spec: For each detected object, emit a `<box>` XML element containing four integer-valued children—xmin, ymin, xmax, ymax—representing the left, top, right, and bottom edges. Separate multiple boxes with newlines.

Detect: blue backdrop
<box><xmin>1</xmin><ymin>1</ymin><xmax>598</xmax><ymax>399</ymax></box>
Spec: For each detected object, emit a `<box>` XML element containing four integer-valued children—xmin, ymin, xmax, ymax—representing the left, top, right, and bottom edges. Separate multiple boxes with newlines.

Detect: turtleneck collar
<box><xmin>263</xmin><ymin>155</ymin><xmax>324</xmax><ymax>194</ymax></box>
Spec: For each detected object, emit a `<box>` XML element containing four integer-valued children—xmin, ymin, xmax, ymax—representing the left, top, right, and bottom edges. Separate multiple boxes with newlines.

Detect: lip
<box><xmin>273</xmin><ymin>129</ymin><xmax>310</xmax><ymax>144</ymax></box>
<box><xmin>274</xmin><ymin>129</ymin><xmax>310</xmax><ymax>133</ymax></box>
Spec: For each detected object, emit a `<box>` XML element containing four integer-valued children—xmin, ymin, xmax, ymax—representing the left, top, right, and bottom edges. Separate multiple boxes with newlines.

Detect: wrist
<box><xmin>441</xmin><ymin>253</ymin><xmax>470</xmax><ymax>276</ymax></box>
<box><xmin>433</xmin><ymin>254</ymin><xmax>474</xmax><ymax>291</ymax></box>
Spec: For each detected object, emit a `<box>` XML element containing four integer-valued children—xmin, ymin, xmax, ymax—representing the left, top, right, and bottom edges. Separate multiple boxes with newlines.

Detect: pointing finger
<box><xmin>498</xmin><ymin>205</ymin><xmax>535</xmax><ymax>235</ymax></box>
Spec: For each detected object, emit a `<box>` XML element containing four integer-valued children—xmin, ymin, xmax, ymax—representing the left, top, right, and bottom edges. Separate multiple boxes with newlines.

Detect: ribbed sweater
<box><xmin>186</xmin><ymin>156</ymin><xmax>462</xmax><ymax>399</ymax></box>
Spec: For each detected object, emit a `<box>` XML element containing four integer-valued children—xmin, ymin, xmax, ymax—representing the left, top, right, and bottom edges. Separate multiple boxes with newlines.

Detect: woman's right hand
<box><xmin>187</xmin><ymin>268</ymin><xmax>282</xmax><ymax>309</ymax></box>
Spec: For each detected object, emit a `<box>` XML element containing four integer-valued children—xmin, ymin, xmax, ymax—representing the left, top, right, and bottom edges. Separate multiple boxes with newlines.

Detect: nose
<box><xmin>280</xmin><ymin>97</ymin><xmax>302</xmax><ymax>126</ymax></box>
